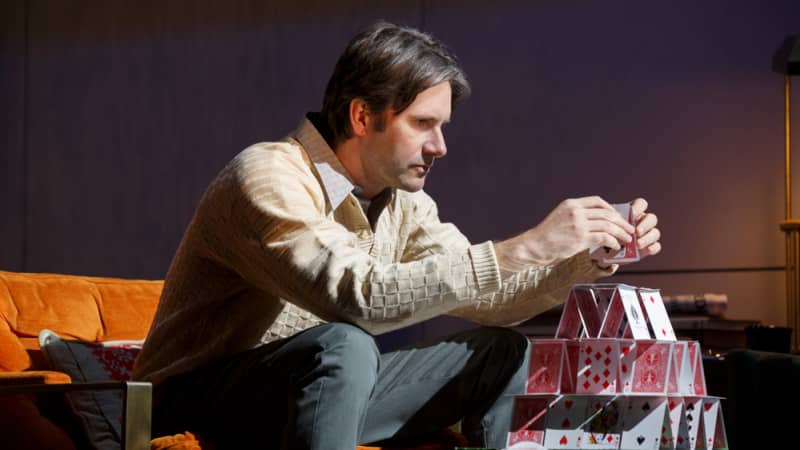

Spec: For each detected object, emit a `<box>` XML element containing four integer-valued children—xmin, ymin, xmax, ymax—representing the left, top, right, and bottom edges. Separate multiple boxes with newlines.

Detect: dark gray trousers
<box><xmin>153</xmin><ymin>322</ymin><xmax>530</xmax><ymax>450</ymax></box>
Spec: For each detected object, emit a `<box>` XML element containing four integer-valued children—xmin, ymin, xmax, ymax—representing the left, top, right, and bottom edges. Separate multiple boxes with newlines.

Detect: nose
<box><xmin>423</xmin><ymin>127</ymin><xmax>447</xmax><ymax>158</ymax></box>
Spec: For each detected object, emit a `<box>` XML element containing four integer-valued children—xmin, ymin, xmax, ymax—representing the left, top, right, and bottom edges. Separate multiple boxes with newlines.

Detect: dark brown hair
<box><xmin>321</xmin><ymin>21</ymin><xmax>471</xmax><ymax>146</ymax></box>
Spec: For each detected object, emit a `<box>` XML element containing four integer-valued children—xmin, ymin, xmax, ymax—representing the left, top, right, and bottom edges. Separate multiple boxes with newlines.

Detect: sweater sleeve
<box><xmin>400</xmin><ymin>189</ymin><xmax>615</xmax><ymax>327</ymax></box>
<box><xmin>196</xmin><ymin>144</ymin><xmax>502</xmax><ymax>335</ymax></box>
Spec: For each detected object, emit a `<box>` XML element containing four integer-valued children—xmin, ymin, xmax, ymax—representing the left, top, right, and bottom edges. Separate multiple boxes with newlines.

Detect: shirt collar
<box><xmin>292</xmin><ymin>114</ymin><xmax>354</xmax><ymax>210</ymax></box>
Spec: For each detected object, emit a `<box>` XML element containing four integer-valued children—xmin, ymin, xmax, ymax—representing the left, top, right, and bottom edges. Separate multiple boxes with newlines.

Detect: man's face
<box><xmin>359</xmin><ymin>81</ymin><xmax>451</xmax><ymax>195</ymax></box>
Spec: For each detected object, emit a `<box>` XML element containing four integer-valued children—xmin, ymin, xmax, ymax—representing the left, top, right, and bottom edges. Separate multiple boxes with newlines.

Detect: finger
<box><xmin>635</xmin><ymin>212</ymin><xmax>658</xmax><ymax>236</ymax></box>
<box><xmin>630</xmin><ymin>198</ymin><xmax>649</xmax><ymax>220</ymax></box>
<box><xmin>637</xmin><ymin>227</ymin><xmax>661</xmax><ymax>249</ymax></box>
<box><xmin>571</xmin><ymin>195</ymin><xmax>616</xmax><ymax>212</ymax></box>
<box><xmin>589</xmin><ymin>218</ymin><xmax>634</xmax><ymax>244</ymax></box>
<box><xmin>585</xmin><ymin>209</ymin><xmax>635</xmax><ymax>235</ymax></box>
<box><xmin>640</xmin><ymin>241</ymin><xmax>662</xmax><ymax>257</ymax></box>
<box><xmin>589</xmin><ymin>231</ymin><xmax>623</xmax><ymax>251</ymax></box>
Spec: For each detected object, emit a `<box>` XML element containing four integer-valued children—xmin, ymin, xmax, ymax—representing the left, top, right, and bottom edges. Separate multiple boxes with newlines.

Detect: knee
<box><xmin>474</xmin><ymin>327</ymin><xmax>529</xmax><ymax>363</ymax></box>
<box><xmin>314</xmin><ymin>322</ymin><xmax>380</xmax><ymax>382</ymax></box>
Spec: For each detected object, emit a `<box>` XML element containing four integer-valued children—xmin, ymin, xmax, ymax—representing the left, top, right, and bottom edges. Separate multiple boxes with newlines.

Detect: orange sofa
<box><xmin>0</xmin><ymin>270</ymin><xmax>467</xmax><ymax>450</ymax></box>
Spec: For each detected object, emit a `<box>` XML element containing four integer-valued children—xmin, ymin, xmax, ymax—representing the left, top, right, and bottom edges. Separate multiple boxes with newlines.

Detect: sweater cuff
<box><xmin>468</xmin><ymin>241</ymin><xmax>502</xmax><ymax>295</ymax></box>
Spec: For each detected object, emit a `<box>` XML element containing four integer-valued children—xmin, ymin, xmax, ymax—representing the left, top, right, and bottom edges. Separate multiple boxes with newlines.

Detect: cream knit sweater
<box><xmin>133</xmin><ymin>117</ymin><xmax>611</xmax><ymax>384</ymax></box>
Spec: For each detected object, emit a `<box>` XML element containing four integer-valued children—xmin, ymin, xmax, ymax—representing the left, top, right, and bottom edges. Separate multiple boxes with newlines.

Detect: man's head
<box><xmin>321</xmin><ymin>21</ymin><xmax>470</xmax><ymax>147</ymax></box>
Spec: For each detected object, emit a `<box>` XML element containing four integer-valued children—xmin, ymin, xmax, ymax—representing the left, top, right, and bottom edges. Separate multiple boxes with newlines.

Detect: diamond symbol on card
<box><xmin>585</xmin><ymin>345</ymin><xmax>593</xmax><ymax>354</ymax></box>
<box><xmin>606</xmin><ymin>436</ymin><xmax>613</xmax><ymax>443</ymax></box>
<box><xmin>661</xmin><ymin>328</ymin><xmax>667</xmax><ymax>336</ymax></box>
<box><xmin>650</xmin><ymin>296</ymin><xmax>655</xmax><ymax>303</ymax></box>
<box><xmin>593</xmin><ymin>374</ymin><xmax>600</xmax><ymax>384</ymax></box>
<box><xmin>678</xmin><ymin>436</ymin><xmax>684</xmax><ymax>444</ymax></box>
<box><xmin>602</xmin><ymin>380</ymin><xmax>609</xmax><ymax>389</ymax></box>
<box><xmin>621</xmin><ymin>346</ymin><xmax>630</xmax><ymax>355</ymax></box>
<box><xmin>583</xmin><ymin>381</ymin><xmax>591</xmax><ymax>390</ymax></box>
<box><xmin>594</xmin><ymin>352</ymin><xmax>602</xmax><ymax>360</ymax></box>
<box><xmin>669</xmin><ymin>400</ymin><xmax>677</xmax><ymax>410</ymax></box>
<box><xmin>604</xmin><ymin>345</ymin><xmax>611</xmax><ymax>354</ymax></box>
<box><xmin>621</xmin><ymin>364</ymin><xmax>628</xmax><ymax>373</ymax></box>
<box><xmin>585</xmin><ymin>357</ymin><xmax>592</xmax><ymax>365</ymax></box>
<box><xmin>603</xmin><ymin>369</ymin><xmax>610</xmax><ymax>378</ymax></box>
<box><xmin>661</xmin><ymin>437</ymin><xmax>667</xmax><ymax>445</ymax></box>
<box><xmin>604</xmin><ymin>357</ymin><xmax>611</xmax><ymax>366</ymax></box>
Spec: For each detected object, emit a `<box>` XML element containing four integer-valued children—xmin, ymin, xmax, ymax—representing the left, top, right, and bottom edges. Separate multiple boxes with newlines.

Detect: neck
<box><xmin>334</xmin><ymin>139</ymin><xmax>383</xmax><ymax>199</ymax></box>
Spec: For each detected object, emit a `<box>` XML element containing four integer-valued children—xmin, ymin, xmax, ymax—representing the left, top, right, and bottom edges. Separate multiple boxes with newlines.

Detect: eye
<box><xmin>416</xmin><ymin>118</ymin><xmax>431</xmax><ymax>127</ymax></box>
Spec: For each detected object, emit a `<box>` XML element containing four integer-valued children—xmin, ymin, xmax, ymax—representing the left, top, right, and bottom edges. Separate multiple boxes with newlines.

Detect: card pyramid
<box><xmin>507</xmin><ymin>284</ymin><xmax>728</xmax><ymax>450</ymax></box>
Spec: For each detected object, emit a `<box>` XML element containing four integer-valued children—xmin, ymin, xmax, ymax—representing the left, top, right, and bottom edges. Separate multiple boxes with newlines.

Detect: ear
<box><xmin>348</xmin><ymin>98</ymin><xmax>370</xmax><ymax>137</ymax></box>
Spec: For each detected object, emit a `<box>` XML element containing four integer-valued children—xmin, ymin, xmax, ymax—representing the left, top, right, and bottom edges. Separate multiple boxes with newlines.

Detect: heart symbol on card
<box><xmin>562</xmin><ymin>418</ymin><xmax>571</xmax><ymax>427</ymax></box>
<box><xmin>637</xmin><ymin>436</ymin><xmax>645</xmax><ymax>445</ymax></box>
<box><xmin>560</xmin><ymin>435</ymin><xmax>568</xmax><ymax>445</ymax></box>
<box><xmin>704</xmin><ymin>403</ymin><xmax>712</xmax><ymax>411</ymax></box>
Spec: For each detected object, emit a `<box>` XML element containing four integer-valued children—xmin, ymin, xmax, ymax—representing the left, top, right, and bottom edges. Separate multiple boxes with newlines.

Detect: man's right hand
<box><xmin>493</xmin><ymin>196</ymin><xmax>635</xmax><ymax>277</ymax></box>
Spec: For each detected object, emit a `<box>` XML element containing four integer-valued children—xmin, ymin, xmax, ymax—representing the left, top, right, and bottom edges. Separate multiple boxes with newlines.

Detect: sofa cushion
<box><xmin>39</xmin><ymin>329</ymin><xmax>143</xmax><ymax>450</ymax></box>
<box><xmin>0</xmin><ymin>270</ymin><xmax>162</xmax><ymax>371</ymax></box>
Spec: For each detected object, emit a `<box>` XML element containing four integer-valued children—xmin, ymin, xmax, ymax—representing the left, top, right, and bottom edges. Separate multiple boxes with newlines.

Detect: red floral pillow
<box><xmin>39</xmin><ymin>329</ymin><xmax>143</xmax><ymax>449</ymax></box>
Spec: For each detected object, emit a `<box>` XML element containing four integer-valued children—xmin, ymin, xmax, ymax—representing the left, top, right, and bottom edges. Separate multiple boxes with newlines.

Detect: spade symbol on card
<box><xmin>562</xmin><ymin>418</ymin><xmax>571</xmax><ymax>427</ymax></box>
<box><xmin>642</xmin><ymin>402</ymin><xmax>650</xmax><ymax>411</ymax></box>
<box><xmin>687</xmin><ymin>403</ymin><xmax>695</xmax><ymax>411</ymax></box>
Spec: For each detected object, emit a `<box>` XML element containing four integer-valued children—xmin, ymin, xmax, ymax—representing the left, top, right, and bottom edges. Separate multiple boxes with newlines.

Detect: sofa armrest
<box><xmin>0</xmin><ymin>381</ymin><xmax>152</xmax><ymax>450</ymax></box>
<box><xmin>0</xmin><ymin>370</ymin><xmax>72</xmax><ymax>385</ymax></box>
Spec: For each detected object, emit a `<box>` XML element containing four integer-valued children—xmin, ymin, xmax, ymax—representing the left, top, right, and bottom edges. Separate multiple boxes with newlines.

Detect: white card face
<box><xmin>701</xmin><ymin>399</ymin><xmax>720</xmax><ymax>450</ymax></box>
<box><xmin>619</xmin><ymin>287</ymin><xmax>651</xmax><ymax>339</ymax></box>
<box><xmin>544</xmin><ymin>396</ymin><xmax>588</xmax><ymax>449</ymax></box>
<box><xmin>619</xmin><ymin>396</ymin><xmax>666</xmax><ymax>450</ymax></box>
<box><xmin>683</xmin><ymin>397</ymin><xmax>703</xmax><ymax>449</ymax></box>
<box><xmin>618</xmin><ymin>339</ymin><xmax>636</xmax><ymax>393</ymax></box>
<box><xmin>638</xmin><ymin>289</ymin><xmax>676</xmax><ymax>341</ymax></box>
<box><xmin>508</xmin><ymin>397</ymin><xmax>550</xmax><ymax>448</ymax></box>
<box><xmin>577</xmin><ymin>339</ymin><xmax>619</xmax><ymax>394</ymax></box>
<box><xmin>666</xmin><ymin>397</ymin><xmax>686</xmax><ymax>449</ymax></box>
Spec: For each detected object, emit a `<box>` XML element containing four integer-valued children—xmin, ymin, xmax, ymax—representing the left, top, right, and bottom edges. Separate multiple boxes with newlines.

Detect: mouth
<box><xmin>411</xmin><ymin>164</ymin><xmax>431</xmax><ymax>173</ymax></box>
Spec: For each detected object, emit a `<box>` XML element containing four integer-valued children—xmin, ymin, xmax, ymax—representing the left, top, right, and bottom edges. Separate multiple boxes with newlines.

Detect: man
<box><xmin>134</xmin><ymin>21</ymin><xmax>661</xmax><ymax>449</ymax></box>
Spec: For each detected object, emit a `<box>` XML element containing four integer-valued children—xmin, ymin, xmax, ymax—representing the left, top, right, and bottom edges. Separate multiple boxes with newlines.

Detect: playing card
<box><xmin>563</xmin><ymin>340</ymin><xmax>581</xmax><ymax>393</ymax></box>
<box><xmin>577</xmin><ymin>339</ymin><xmax>619</xmax><ymax>394</ymax></box>
<box><xmin>582</xmin><ymin>397</ymin><xmax>623</xmax><ymax>449</ymax></box>
<box><xmin>663</xmin><ymin>397</ymin><xmax>686</xmax><ymax>449</ymax></box>
<box><xmin>638</xmin><ymin>288</ymin><xmax>677</xmax><ymax>341</ymax></box>
<box><xmin>617</xmin><ymin>339</ymin><xmax>636</xmax><ymax>393</ymax></box>
<box><xmin>556</xmin><ymin>291</ymin><xmax>582</xmax><ymax>339</ymax></box>
<box><xmin>687</xmin><ymin>341</ymin><xmax>707</xmax><ymax>396</ymax></box>
<box><xmin>590</xmin><ymin>203</ymin><xmax>640</xmax><ymax>264</ymax></box>
<box><xmin>527</xmin><ymin>340</ymin><xmax>565</xmax><ymax>394</ymax></box>
<box><xmin>544</xmin><ymin>396</ymin><xmax>588</xmax><ymax>449</ymax></box>
<box><xmin>619</xmin><ymin>396</ymin><xmax>667</xmax><ymax>450</ymax></box>
<box><xmin>619</xmin><ymin>286</ymin><xmax>651</xmax><ymax>339</ymax></box>
<box><xmin>701</xmin><ymin>398</ymin><xmax>720</xmax><ymax>450</ymax></box>
<box><xmin>599</xmin><ymin>288</ymin><xmax>626</xmax><ymax>338</ymax></box>
<box><xmin>667</xmin><ymin>341</ymin><xmax>693</xmax><ymax>395</ymax></box>
<box><xmin>631</xmin><ymin>341</ymin><xmax>672</xmax><ymax>394</ymax></box>
<box><xmin>682</xmin><ymin>397</ymin><xmax>703</xmax><ymax>449</ymax></box>
<box><xmin>576</xmin><ymin>288</ymin><xmax>602</xmax><ymax>338</ymax></box>
<box><xmin>507</xmin><ymin>396</ymin><xmax>550</xmax><ymax>448</ymax></box>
